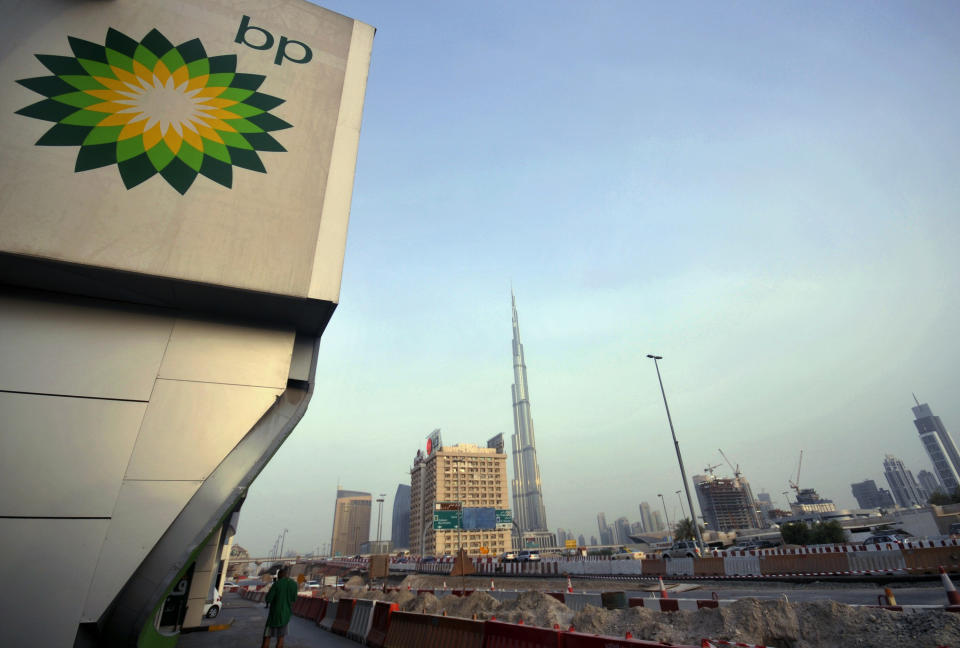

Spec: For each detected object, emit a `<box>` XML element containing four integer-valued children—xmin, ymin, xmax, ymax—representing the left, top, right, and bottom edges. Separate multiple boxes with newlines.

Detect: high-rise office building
<box><xmin>391</xmin><ymin>484</ymin><xmax>411</xmax><ymax>550</ymax></box>
<box><xmin>409</xmin><ymin>435</ymin><xmax>511</xmax><ymax>557</ymax></box>
<box><xmin>596</xmin><ymin>513</ymin><xmax>613</xmax><ymax>545</ymax></box>
<box><xmin>613</xmin><ymin>517</ymin><xmax>631</xmax><ymax>545</ymax></box>
<box><xmin>693</xmin><ymin>474</ymin><xmax>761</xmax><ymax>531</ymax></box>
<box><xmin>912</xmin><ymin>398</ymin><xmax>960</xmax><ymax>493</ymax></box>
<box><xmin>509</xmin><ymin>292</ymin><xmax>552</xmax><ymax>547</ymax></box>
<box><xmin>850</xmin><ymin>479</ymin><xmax>896</xmax><ymax>509</ymax></box>
<box><xmin>331</xmin><ymin>489</ymin><xmax>372</xmax><ymax>556</ymax></box>
<box><xmin>883</xmin><ymin>455</ymin><xmax>925</xmax><ymax>508</ymax></box>
<box><xmin>638</xmin><ymin>501</ymin><xmax>653</xmax><ymax>533</ymax></box>
<box><xmin>917</xmin><ymin>469</ymin><xmax>943</xmax><ymax>500</ymax></box>
<box><xmin>578</xmin><ymin>534</ymin><xmax>586</xmax><ymax>547</ymax></box>
<box><xmin>651</xmin><ymin>510</ymin><xmax>665</xmax><ymax>532</ymax></box>
<box><xmin>590</xmin><ymin>535</ymin><xmax>598</xmax><ymax>546</ymax></box>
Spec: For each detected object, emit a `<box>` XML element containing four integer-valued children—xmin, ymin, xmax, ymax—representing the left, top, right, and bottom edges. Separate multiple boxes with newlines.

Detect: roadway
<box><xmin>178</xmin><ymin>593</ymin><xmax>355</xmax><ymax>648</ymax></box>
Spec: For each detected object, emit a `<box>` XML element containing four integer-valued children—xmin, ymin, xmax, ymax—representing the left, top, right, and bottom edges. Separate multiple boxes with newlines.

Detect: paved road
<box><xmin>178</xmin><ymin>594</ymin><xmax>356</xmax><ymax>648</ymax></box>
<box><xmin>639</xmin><ymin>585</ymin><xmax>949</xmax><ymax>607</ymax></box>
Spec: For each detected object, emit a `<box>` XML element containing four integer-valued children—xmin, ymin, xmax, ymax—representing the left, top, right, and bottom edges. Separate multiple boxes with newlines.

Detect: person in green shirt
<box><xmin>262</xmin><ymin>567</ymin><xmax>298</xmax><ymax>648</ymax></box>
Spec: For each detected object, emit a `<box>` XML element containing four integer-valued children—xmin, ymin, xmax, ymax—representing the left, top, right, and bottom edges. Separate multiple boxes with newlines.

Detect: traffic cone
<box><xmin>884</xmin><ymin>587</ymin><xmax>897</xmax><ymax>606</ymax></box>
<box><xmin>625</xmin><ymin>631</ymin><xmax>633</xmax><ymax>639</ymax></box>
<box><xmin>658</xmin><ymin>576</ymin><xmax>669</xmax><ymax>599</ymax></box>
<box><xmin>567</xmin><ymin>575</ymin><xmax>574</xmax><ymax>593</ymax></box>
<box><xmin>940</xmin><ymin>566</ymin><xmax>960</xmax><ymax>606</ymax></box>
<box><xmin>490</xmin><ymin>578</ymin><xmax>495</xmax><ymax>591</ymax></box>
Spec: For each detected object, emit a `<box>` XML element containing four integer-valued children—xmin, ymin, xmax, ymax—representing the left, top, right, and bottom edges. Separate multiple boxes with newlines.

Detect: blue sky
<box><xmin>238</xmin><ymin>1</ymin><xmax>960</xmax><ymax>555</ymax></box>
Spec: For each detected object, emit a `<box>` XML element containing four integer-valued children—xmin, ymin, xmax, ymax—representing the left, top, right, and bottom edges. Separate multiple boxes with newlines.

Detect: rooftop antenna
<box><xmin>913</xmin><ymin>393</ymin><xmax>921</xmax><ymax>407</ymax></box>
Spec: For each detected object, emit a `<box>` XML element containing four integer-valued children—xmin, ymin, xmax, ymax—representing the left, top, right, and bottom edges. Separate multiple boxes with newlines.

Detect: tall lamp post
<box><xmin>375</xmin><ymin>493</ymin><xmax>386</xmax><ymax>553</ymax></box>
<box><xmin>647</xmin><ymin>354</ymin><xmax>705</xmax><ymax>553</ymax></box>
<box><xmin>675</xmin><ymin>490</ymin><xmax>686</xmax><ymax>521</ymax></box>
<box><xmin>657</xmin><ymin>493</ymin><xmax>672</xmax><ymax>542</ymax></box>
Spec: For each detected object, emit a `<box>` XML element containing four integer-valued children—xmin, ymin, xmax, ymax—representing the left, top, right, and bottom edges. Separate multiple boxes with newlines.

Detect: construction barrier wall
<box><xmin>346</xmin><ymin>599</ymin><xmax>375</xmax><ymax>642</ymax></box>
<box><xmin>383</xmin><ymin>611</ymin><xmax>485</xmax><ymax>648</ymax></box>
<box><xmin>665</xmin><ymin>557</ymin><xmax>694</xmax><ymax>576</ymax></box>
<box><xmin>366</xmin><ymin>601</ymin><xmax>399</xmax><ymax>648</ymax></box>
<box><xmin>318</xmin><ymin>600</ymin><xmax>338</xmax><ymax>631</ymax></box>
<box><xmin>483</xmin><ymin>619</ymin><xmax>563</xmax><ymax>648</ymax></box>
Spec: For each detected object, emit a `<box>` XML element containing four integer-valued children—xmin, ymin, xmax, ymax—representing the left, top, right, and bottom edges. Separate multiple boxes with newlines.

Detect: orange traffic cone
<box><xmin>490</xmin><ymin>578</ymin><xmax>495</xmax><ymax>591</ymax></box>
<box><xmin>625</xmin><ymin>631</ymin><xmax>633</xmax><ymax>639</ymax></box>
<box><xmin>658</xmin><ymin>576</ymin><xmax>669</xmax><ymax>599</ymax></box>
<box><xmin>567</xmin><ymin>576</ymin><xmax>574</xmax><ymax>593</ymax></box>
<box><xmin>940</xmin><ymin>566</ymin><xmax>960</xmax><ymax>606</ymax></box>
<box><xmin>884</xmin><ymin>587</ymin><xmax>897</xmax><ymax>606</ymax></box>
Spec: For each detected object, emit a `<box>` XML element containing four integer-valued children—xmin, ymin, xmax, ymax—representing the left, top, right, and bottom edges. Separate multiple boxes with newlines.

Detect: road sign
<box><xmin>495</xmin><ymin>509</ymin><xmax>512</xmax><ymax>529</ymax></box>
<box><xmin>433</xmin><ymin>510</ymin><xmax>460</xmax><ymax>530</ymax></box>
<box><xmin>565</xmin><ymin>539</ymin><xmax>577</xmax><ymax>549</ymax></box>
<box><xmin>436</xmin><ymin>501</ymin><xmax>461</xmax><ymax>511</ymax></box>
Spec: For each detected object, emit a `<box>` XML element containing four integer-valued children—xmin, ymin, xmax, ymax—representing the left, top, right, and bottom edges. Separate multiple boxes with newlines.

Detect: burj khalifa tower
<box><xmin>510</xmin><ymin>291</ymin><xmax>553</xmax><ymax>546</ymax></box>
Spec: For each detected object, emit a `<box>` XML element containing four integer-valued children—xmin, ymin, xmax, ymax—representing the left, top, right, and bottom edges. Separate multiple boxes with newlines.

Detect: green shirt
<box><xmin>265</xmin><ymin>577</ymin><xmax>298</xmax><ymax>627</ymax></box>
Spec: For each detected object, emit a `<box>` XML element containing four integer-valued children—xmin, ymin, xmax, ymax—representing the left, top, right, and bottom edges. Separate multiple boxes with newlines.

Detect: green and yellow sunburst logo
<box><xmin>15</xmin><ymin>27</ymin><xmax>291</xmax><ymax>194</ymax></box>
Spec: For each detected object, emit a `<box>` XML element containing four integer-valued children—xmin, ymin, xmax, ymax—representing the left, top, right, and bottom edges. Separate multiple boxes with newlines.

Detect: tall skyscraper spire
<box><xmin>912</xmin><ymin>398</ymin><xmax>960</xmax><ymax>493</ymax></box>
<box><xmin>510</xmin><ymin>291</ymin><xmax>550</xmax><ymax>537</ymax></box>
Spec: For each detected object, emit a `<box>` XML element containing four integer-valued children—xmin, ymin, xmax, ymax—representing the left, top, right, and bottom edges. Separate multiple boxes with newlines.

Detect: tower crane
<box><xmin>788</xmin><ymin>450</ymin><xmax>804</xmax><ymax>493</ymax></box>
<box><xmin>718</xmin><ymin>448</ymin><xmax>741</xmax><ymax>478</ymax></box>
<box><xmin>703</xmin><ymin>463</ymin><xmax>722</xmax><ymax>476</ymax></box>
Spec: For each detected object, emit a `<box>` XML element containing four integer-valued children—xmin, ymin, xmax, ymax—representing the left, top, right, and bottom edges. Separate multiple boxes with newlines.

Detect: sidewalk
<box><xmin>178</xmin><ymin>593</ymin><xmax>357</xmax><ymax>648</ymax></box>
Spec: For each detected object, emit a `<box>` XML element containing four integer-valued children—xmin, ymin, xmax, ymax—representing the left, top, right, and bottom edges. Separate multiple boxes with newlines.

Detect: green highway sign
<box><xmin>433</xmin><ymin>510</ymin><xmax>460</xmax><ymax>530</ymax></box>
<box><xmin>495</xmin><ymin>509</ymin><xmax>512</xmax><ymax>529</ymax></box>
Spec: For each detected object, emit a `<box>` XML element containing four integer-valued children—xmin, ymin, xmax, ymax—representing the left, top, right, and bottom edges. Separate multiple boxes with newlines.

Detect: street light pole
<box><xmin>658</xmin><ymin>493</ymin><xmax>671</xmax><ymax>542</ymax></box>
<box><xmin>647</xmin><ymin>354</ymin><xmax>705</xmax><ymax>553</ymax></box>
<box><xmin>376</xmin><ymin>494</ymin><xmax>386</xmax><ymax>552</ymax></box>
<box><xmin>676</xmin><ymin>490</ymin><xmax>686</xmax><ymax>521</ymax></box>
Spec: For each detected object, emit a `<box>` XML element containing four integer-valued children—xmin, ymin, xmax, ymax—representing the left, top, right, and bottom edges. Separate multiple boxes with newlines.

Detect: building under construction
<box><xmin>694</xmin><ymin>474</ymin><xmax>762</xmax><ymax>531</ymax></box>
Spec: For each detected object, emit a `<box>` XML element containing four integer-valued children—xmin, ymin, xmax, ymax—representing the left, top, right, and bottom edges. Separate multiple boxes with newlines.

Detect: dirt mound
<box><xmin>495</xmin><ymin>590</ymin><xmax>572</xmax><ymax>628</ymax></box>
<box><xmin>384</xmin><ymin>590</ymin><xmax>416</xmax><ymax>607</ymax></box>
<box><xmin>439</xmin><ymin>592</ymin><xmax>501</xmax><ymax>619</ymax></box>
<box><xmin>400</xmin><ymin>591</ymin><xmax>442</xmax><ymax>614</ymax></box>
<box><xmin>571</xmin><ymin>598</ymin><xmax>960</xmax><ymax>648</ymax></box>
<box><xmin>342</xmin><ymin>575</ymin><xmax>365</xmax><ymax>591</ymax></box>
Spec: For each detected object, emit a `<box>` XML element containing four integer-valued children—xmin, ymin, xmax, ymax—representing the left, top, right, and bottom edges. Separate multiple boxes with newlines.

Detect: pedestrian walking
<box><xmin>262</xmin><ymin>567</ymin><xmax>297</xmax><ymax>648</ymax></box>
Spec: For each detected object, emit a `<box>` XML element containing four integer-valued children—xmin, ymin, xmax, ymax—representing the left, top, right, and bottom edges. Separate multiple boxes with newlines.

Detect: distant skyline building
<box><xmin>917</xmin><ymin>469</ymin><xmax>943</xmax><ymax>500</ymax></box>
<box><xmin>912</xmin><ymin>398</ymin><xmax>960</xmax><ymax>494</ymax></box>
<box><xmin>613</xmin><ymin>516</ymin><xmax>631</xmax><ymax>545</ymax></box>
<box><xmin>638</xmin><ymin>501</ymin><xmax>653</xmax><ymax>533</ymax></box>
<box><xmin>391</xmin><ymin>484</ymin><xmax>411</xmax><ymax>550</ymax></box>
<box><xmin>883</xmin><ymin>454</ymin><xmax>925</xmax><ymax>508</ymax></box>
<box><xmin>651</xmin><ymin>510</ymin><xmax>665</xmax><ymax>532</ymax></box>
<box><xmin>790</xmin><ymin>488</ymin><xmax>836</xmax><ymax>514</ymax></box>
<box><xmin>509</xmin><ymin>292</ymin><xmax>554</xmax><ymax>548</ymax></box>
<box><xmin>850</xmin><ymin>479</ymin><xmax>896</xmax><ymax>510</ymax></box>
<box><xmin>331</xmin><ymin>488</ymin><xmax>372</xmax><ymax>556</ymax></box>
<box><xmin>596</xmin><ymin>513</ymin><xmax>613</xmax><ymax>545</ymax></box>
<box><xmin>578</xmin><ymin>534</ymin><xmax>586</xmax><ymax>547</ymax></box>
<box><xmin>693</xmin><ymin>474</ymin><xmax>761</xmax><ymax>532</ymax></box>
<box><xmin>590</xmin><ymin>535</ymin><xmax>598</xmax><ymax>546</ymax></box>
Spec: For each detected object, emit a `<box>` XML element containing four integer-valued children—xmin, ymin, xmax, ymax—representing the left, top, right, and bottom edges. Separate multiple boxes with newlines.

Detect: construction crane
<box><xmin>718</xmin><ymin>448</ymin><xmax>741</xmax><ymax>478</ymax></box>
<box><xmin>703</xmin><ymin>463</ymin><xmax>722</xmax><ymax>476</ymax></box>
<box><xmin>788</xmin><ymin>450</ymin><xmax>804</xmax><ymax>493</ymax></box>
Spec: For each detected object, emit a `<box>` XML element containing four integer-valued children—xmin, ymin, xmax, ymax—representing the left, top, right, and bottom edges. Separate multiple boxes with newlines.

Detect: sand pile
<box><xmin>494</xmin><ymin>590</ymin><xmax>573</xmax><ymax>628</ymax></box>
<box><xmin>400</xmin><ymin>591</ymin><xmax>442</xmax><ymax>614</ymax></box>
<box><xmin>438</xmin><ymin>592</ymin><xmax>501</xmax><ymax>619</ymax></box>
<box><xmin>569</xmin><ymin>598</ymin><xmax>960</xmax><ymax>648</ymax></box>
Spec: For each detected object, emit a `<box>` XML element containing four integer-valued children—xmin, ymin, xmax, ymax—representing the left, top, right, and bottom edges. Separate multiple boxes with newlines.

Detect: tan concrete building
<box><xmin>410</xmin><ymin>440</ymin><xmax>512</xmax><ymax>557</ymax></box>
<box><xmin>331</xmin><ymin>489</ymin><xmax>372</xmax><ymax>556</ymax></box>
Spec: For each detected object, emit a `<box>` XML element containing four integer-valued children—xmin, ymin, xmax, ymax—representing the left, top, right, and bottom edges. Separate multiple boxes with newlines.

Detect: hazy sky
<box><xmin>238</xmin><ymin>1</ymin><xmax>960</xmax><ymax>556</ymax></box>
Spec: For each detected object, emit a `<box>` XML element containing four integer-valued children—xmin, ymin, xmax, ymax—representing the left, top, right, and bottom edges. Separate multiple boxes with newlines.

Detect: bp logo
<box><xmin>15</xmin><ymin>28</ymin><xmax>290</xmax><ymax>194</ymax></box>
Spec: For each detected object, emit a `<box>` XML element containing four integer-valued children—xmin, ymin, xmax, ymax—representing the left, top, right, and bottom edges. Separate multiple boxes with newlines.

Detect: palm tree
<box><xmin>673</xmin><ymin>517</ymin><xmax>700</xmax><ymax>541</ymax></box>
